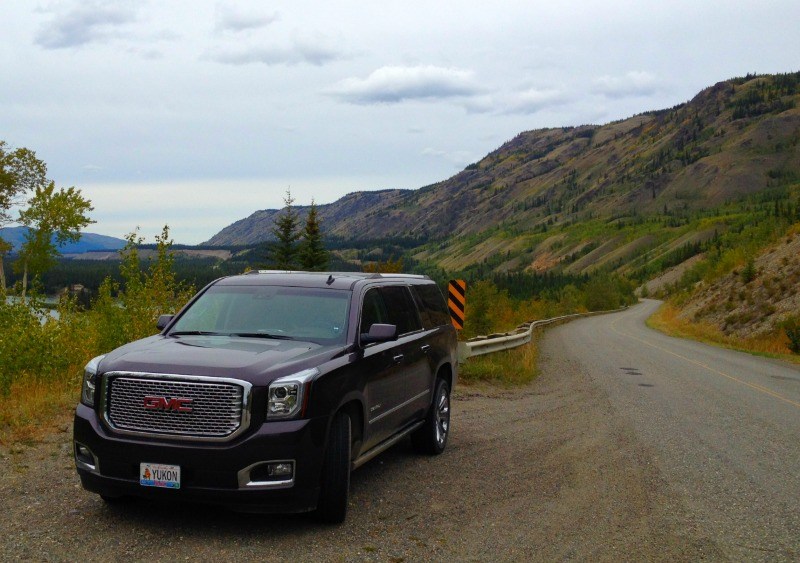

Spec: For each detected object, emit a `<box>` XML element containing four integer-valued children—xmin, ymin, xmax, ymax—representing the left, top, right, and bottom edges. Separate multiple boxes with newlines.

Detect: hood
<box><xmin>99</xmin><ymin>334</ymin><xmax>344</xmax><ymax>385</ymax></box>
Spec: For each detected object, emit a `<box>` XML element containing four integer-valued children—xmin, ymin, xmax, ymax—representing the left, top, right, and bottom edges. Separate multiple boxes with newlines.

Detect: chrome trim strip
<box><xmin>352</xmin><ymin>420</ymin><xmax>425</xmax><ymax>470</ymax></box>
<box><xmin>368</xmin><ymin>389</ymin><xmax>429</xmax><ymax>425</ymax></box>
<box><xmin>100</xmin><ymin>371</ymin><xmax>253</xmax><ymax>443</ymax></box>
<box><xmin>237</xmin><ymin>460</ymin><xmax>295</xmax><ymax>490</ymax></box>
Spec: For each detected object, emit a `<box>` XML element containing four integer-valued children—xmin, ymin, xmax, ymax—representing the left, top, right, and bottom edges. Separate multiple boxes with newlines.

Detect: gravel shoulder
<box><xmin>1</xmin><ymin>328</ymin><xmax>722</xmax><ymax>562</ymax></box>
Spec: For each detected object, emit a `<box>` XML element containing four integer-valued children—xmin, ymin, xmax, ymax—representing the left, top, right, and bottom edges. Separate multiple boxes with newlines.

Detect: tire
<box><xmin>314</xmin><ymin>411</ymin><xmax>351</xmax><ymax>524</ymax></box>
<box><xmin>411</xmin><ymin>378</ymin><xmax>450</xmax><ymax>455</ymax></box>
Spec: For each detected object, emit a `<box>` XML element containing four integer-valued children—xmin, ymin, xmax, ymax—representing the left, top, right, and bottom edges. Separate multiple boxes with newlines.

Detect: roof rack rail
<box><xmin>241</xmin><ymin>270</ymin><xmax>429</xmax><ymax>280</ymax></box>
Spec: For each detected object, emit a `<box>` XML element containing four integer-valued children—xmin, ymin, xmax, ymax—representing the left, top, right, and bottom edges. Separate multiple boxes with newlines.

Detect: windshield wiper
<box><xmin>230</xmin><ymin>332</ymin><xmax>295</xmax><ymax>340</ymax></box>
<box><xmin>169</xmin><ymin>330</ymin><xmax>226</xmax><ymax>337</ymax></box>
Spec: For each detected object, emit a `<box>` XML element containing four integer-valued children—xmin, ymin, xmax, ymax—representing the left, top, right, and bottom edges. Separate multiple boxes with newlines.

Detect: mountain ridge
<box><xmin>206</xmin><ymin>72</ymin><xmax>800</xmax><ymax>277</ymax></box>
<box><xmin>0</xmin><ymin>227</ymin><xmax>127</xmax><ymax>254</ymax></box>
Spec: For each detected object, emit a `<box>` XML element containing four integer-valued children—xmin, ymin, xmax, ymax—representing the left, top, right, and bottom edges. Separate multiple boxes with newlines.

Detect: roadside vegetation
<box><xmin>0</xmin><ymin>228</ymin><xmax>192</xmax><ymax>443</ymax></box>
<box><xmin>647</xmin><ymin>302</ymin><xmax>799</xmax><ymax>363</ymax></box>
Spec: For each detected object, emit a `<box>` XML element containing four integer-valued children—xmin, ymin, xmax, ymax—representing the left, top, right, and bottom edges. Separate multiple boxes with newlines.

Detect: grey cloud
<box><xmin>35</xmin><ymin>2</ymin><xmax>137</xmax><ymax>49</ymax></box>
<box><xmin>592</xmin><ymin>71</ymin><xmax>660</xmax><ymax>99</ymax></box>
<box><xmin>327</xmin><ymin>65</ymin><xmax>482</xmax><ymax>104</ymax></box>
<box><xmin>215</xmin><ymin>6</ymin><xmax>279</xmax><ymax>33</ymax></box>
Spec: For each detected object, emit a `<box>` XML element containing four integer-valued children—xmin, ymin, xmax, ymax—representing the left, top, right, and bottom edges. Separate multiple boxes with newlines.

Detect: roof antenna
<box><xmin>326</xmin><ymin>274</ymin><xmax>335</xmax><ymax>285</ymax></box>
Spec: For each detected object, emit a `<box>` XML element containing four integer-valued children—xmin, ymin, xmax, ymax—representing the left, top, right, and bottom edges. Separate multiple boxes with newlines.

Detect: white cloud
<box><xmin>503</xmin><ymin>88</ymin><xmax>571</xmax><ymax>115</ymax></box>
<box><xmin>214</xmin><ymin>6</ymin><xmax>279</xmax><ymax>33</ymax></box>
<box><xmin>210</xmin><ymin>35</ymin><xmax>345</xmax><ymax>66</ymax></box>
<box><xmin>34</xmin><ymin>1</ymin><xmax>137</xmax><ymax>49</ymax></box>
<box><xmin>327</xmin><ymin>65</ymin><xmax>482</xmax><ymax>104</ymax></box>
<box><xmin>592</xmin><ymin>71</ymin><xmax>661</xmax><ymax>98</ymax></box>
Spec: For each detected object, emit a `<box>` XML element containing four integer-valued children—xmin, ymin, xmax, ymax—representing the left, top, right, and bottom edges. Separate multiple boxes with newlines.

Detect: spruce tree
<box><xmin>269</xmin><ymin>189</ymin><xmax>300</xmax><ymax>270</ymax></box>
<box><xmin>299</xmin><ymin>200</ymin><xmax>329</xmax><ymax>271</ymax></box>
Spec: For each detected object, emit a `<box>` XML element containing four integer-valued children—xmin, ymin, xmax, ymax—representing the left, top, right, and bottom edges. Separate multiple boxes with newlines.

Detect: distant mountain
<box><xmin>205</xmin><ymin>189</ymin><xmax>412</xmax><ymax>246</ymax></box>
<box><xmin>0</xmin><ymin>227</ymin><xmax>127</xmax><ymax>254</ymax></box>
<box><xmin>207</xmin><ymin>72</ymin><xmax>800</xmax><ymax>278</ymax></box>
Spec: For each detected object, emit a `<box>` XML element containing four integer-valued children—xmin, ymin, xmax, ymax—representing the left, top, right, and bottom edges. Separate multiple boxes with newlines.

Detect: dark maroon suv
<box><xmin>73</xmin><ymin>271</ymin><xmax>458</xmax><ymax>522</ymax></box>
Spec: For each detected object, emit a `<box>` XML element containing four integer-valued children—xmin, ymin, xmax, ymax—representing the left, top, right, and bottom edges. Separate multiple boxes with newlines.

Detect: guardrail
<box><xmin>457</xmin><ymin>307</ymin><xmax>626</xmax><ymax>362</ymax></box>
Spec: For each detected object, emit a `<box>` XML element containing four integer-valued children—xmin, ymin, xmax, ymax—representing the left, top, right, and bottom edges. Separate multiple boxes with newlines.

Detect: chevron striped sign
<box><xmin>448</xmin><ymin>279</ymin><xmax>466</xmax><ymax>330</ymax></box>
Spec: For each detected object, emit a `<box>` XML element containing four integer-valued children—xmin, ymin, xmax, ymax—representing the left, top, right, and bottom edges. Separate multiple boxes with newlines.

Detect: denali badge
<box><xmin>143</xmin><ymin>396</ymin><xmax>194</xmax><ymax>413</ymax></box>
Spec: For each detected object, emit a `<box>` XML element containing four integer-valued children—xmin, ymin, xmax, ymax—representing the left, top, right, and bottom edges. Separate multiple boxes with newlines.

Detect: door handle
<box><xmin>393</xmin><ymin>354</ymin><xmax>404</xmax><ymax>363</ymax></box>
<box><xmin>421</xmin><ymin>345</ymin><xmax>431</xmax><ymax>353</ymax></box>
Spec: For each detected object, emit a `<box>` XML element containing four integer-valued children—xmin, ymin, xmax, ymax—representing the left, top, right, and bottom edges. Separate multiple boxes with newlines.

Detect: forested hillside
<box><xmin>207</xmin><ymin>72</ymin><xmax>800</xmax><ymax>284</ymax></box>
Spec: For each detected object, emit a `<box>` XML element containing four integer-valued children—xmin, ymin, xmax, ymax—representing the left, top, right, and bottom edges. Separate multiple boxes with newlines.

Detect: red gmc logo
<box><xmin>143</xmin><ymin>396</ymin><xmax>194</xmax><ymax>413</ymax></box>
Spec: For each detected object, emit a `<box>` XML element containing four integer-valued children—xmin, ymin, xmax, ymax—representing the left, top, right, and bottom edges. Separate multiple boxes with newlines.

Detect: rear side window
<box><xmin>412</xmin><ymin>284</ymin><xmax>450</xmax><ymax>328</ymax></box>
<box><xmin>380</xmin><ymin>286</ymin><xmax>422</xmax><ymax>335</ymax></box>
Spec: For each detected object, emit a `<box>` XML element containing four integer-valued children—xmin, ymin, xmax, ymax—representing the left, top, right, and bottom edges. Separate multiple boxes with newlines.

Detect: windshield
<box><xmin>169</xmin><ymin>285</ymin><xmax>351</xmax><ymax>344</ymax></box>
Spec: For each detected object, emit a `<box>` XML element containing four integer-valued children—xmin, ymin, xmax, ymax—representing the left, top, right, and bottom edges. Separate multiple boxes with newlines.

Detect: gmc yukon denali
<box><xmin>73</xmin><ymin>271</ymin><xmax>458</xmax><ymax>523</ymax></box>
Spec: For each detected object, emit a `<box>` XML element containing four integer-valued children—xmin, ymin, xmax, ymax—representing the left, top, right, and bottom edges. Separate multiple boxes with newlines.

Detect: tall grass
<box><xmin>459</xmin><ymin>334</ymin><xmax>540</xmax><ymax>386</ymax></box>
<box><xmin>647</xmin><ymin>302</ymin><xmax>797</xmax><ymax>361</ymax></box>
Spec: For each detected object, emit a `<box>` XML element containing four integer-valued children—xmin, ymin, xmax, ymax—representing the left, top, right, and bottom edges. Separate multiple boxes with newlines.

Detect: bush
<box><xmin>783</xmin><ymin>316</ymin><xmax>800</xmax><ymax>354</ymax></box>
<box><xmin>0</xmin><ymin>226</ymin><xmax>195</xmax><ymax>400</ymax></box>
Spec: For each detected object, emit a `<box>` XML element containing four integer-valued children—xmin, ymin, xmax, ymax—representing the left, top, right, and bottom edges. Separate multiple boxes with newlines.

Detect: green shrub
<box><xmin>783</xmin><ymin>316</ymin><xmax>800</xmax><ymax>354</ymax></box>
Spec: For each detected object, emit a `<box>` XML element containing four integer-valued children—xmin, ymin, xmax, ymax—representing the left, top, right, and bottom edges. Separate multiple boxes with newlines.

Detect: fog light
<box><xmin>74</xmin><ymin>442</ymin><xmax>98</xmax><ymax>472</ymax></box>
<box><xmin>268</xmin><ymin>462</ymin><xmax>293</xmax><ymax>477</ymax></box>
<box><xmin>246</xmin><ymin>460</ymin><xmax>295</xmax><ymax>486</ymax></box>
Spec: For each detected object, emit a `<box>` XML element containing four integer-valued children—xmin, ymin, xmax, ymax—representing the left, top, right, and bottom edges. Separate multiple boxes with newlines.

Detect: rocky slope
<box><xmin>676</xmin><ymin>229</ymin><xmax>800</xmax><ymax>339</ymax></box>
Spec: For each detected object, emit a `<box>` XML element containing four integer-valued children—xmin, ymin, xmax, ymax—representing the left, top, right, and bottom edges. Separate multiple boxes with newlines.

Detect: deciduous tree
<box><xmin>0</xmin><ymin>141</ymin><xmax>48</xmax><ymax>291</ymax></box>
<box><xmin>15</xmin><ymin>182</ymin><xmax>94</xmax><ymax>296</ymax></box>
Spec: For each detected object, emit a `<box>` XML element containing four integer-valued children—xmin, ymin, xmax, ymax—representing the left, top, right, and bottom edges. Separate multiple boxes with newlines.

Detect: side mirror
<box><xmin>156</xmin><ymin>314</ymin><xmax>174</xmax><ymax>330</ymax></box>
<box><xmin>360</xmin><ymin>323</ymin><xmax>398</xmax><ymax>345</ymax></box>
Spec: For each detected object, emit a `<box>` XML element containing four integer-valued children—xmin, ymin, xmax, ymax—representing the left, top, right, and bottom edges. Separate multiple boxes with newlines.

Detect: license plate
<box><xmin>140</xmin><ymin>463</ymin><xmax>181</xmax><ymax>489</ymax></box>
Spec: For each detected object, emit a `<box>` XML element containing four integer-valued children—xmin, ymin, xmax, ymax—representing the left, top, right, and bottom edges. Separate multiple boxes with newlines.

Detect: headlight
<box><xmin>267</xmin><ymin>368</ymin><xmax>318</xmax><ymax>420</ymax></box>
<box><xmin>81</xmin><ymin>355</ymin><xmax>105</xmax><ymax>407</ymax></box>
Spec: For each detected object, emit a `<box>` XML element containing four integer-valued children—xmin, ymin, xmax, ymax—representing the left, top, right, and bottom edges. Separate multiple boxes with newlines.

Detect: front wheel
<box><xmin>411</xmin><ymin>378</ymin><xmax>450</xmax><ymax>455</ymax></box>
<box><xmin>313</xmin><ymin>411</ymin><xmax>351</xmax><ymax>524</ymax></box>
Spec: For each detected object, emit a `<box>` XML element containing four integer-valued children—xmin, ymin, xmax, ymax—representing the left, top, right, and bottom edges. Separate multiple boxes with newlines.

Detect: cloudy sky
<box><xmin>2</xmin><ymin>1</ymin><xmax>798</xmax><ymax>244</ymax></box>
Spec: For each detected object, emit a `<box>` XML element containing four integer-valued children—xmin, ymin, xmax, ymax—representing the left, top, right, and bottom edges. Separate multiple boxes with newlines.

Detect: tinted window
<box><xmin>380</xmin><ymin>286</ymin><xmax>422</xmax><ymax>335</ymax></box>
<box><xmin>360</xmin><ymin>288</ymin><xmax>388</xmax><ymax>335</ymax></box>
<box><xmin>412</xmin><ymin>284</ymin><xmax>451</xmax><ymax>328</ymax></box>
<box><xmin>171</xmin><ymin>285</ymin><xmax>350</xmax><ymax>343</ymax></box>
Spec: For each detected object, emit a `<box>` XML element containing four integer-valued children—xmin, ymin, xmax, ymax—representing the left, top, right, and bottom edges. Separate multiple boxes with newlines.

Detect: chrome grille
<box><xmin>106</xmin><ymin>375</ymin><xmax>248</xmax><ymax>440</ymax></box>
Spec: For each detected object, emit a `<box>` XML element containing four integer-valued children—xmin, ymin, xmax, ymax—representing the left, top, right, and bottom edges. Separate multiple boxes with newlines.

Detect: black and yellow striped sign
<box><xmin>448</xmin><ymin>279</ymin><xmax>466</xmax><ymax>330</ymax></box>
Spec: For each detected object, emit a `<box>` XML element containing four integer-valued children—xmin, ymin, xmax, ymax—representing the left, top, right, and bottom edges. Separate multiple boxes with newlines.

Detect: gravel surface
<box><xmin>1</xmin><ymin>315</ymin><xmax>724</xmax><ymax>562</ymax></box>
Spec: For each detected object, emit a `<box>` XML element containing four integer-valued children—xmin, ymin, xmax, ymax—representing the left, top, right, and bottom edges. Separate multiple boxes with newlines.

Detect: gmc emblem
<box><xmin>143</xmin><ymin>396</ymin><xmax>194</xmax><ymax>413</ymax></box>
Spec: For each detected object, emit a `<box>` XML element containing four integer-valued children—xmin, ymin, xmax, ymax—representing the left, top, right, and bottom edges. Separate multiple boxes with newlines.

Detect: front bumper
<box><xmin>73</xmin><ymin>403</ymin><xmax>328</xmax><ymax>513</ymax></box>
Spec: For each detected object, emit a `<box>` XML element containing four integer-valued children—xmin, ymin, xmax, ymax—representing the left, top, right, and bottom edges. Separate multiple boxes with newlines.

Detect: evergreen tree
<box><xmin>298</xmin><ymin>200</ymin><xmax>329</xmax><ymax>271</ymax></box>
<box><xmin>269</xmin><ymin>189</ymin><xmax>300</xmax><ymax>270</ymax></box>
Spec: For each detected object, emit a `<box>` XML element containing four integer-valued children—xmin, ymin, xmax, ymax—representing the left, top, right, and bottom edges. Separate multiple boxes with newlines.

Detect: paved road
<box><xmin>547</xmin><ymin>299</ymin><xmax>800</xmax><ymax>560</ymax></box>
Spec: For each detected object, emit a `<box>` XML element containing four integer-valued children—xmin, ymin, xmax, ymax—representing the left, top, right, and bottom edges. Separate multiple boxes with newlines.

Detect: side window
<box><xmin>412</xmin><ymin>284</ymin><xmax>451</xmax><ymax>328</ymax></box>
<box><xmin>360</xmin><ymin>288</ymin><xmax>388</xmax><ymax>335</ymax></box>
<box><xmin>380</xmin><ymin>286</ymin><xmax>422</xmax><ymax>335</ymax></box>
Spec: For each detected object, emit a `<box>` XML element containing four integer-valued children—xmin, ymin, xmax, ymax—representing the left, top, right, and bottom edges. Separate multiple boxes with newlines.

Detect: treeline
<box><xmin>1</xmin><ymin>256</ymin><xmax>251</xmax><ymax>296</ymax></box>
